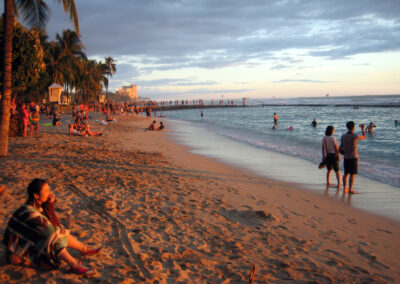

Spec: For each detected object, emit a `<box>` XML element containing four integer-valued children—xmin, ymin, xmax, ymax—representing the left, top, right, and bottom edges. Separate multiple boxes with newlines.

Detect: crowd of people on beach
<box><xmin>10</xmin><ymin>99</ymin><xmax>42</xmax><ymax>137</ymax></box>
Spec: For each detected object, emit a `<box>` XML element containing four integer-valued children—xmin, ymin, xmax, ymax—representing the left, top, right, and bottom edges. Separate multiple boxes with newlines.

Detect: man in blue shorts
<box><xmin>340</xmin><ymin>121</ymin><xmax>366</xmax><ymax>194</ymax></box>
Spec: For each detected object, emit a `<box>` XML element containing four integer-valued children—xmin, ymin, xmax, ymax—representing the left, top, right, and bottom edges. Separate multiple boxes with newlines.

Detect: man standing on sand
<box><xmin>340</xmin><ymin>121</ymin><xmax>366</xmax><ymax>194</ymax></box>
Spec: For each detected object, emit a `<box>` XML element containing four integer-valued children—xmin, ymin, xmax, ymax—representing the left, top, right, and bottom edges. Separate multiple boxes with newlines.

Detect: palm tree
<box><xmin>104</xmin><ymin>56</ymin><xmax>116</xmax><ymax>101</ymax></box>
<box><xmin>0</xmin><ymin>0</ymin><xmax>79</xmax><ymax>156</ymax></box>
<box><xmin>56</xmin><ymin>29</ymin><xmax>86</xmax><ymax>102</ymax></box>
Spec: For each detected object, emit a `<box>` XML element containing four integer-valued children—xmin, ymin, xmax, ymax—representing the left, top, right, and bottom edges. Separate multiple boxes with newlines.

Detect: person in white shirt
<box><xmin>321</xmin><ymin>125</ymin><xmax>341</xmax><ymax>187</ymax></box>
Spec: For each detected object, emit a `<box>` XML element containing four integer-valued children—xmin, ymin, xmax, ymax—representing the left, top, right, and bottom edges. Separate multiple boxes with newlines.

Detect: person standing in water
<box><xmin>339</xmin><ymin>121</ymin><xmax>366</xmax><ymax>194</ymax></box>
<box><xmin>201</xmin><ymin>110</ymin><xmax>204</xmax><ymax>118</ymax></box>
<box><xmin>321</xmin><ymin>126</ymin><xmax>341</xmax><ymax>187</ymax></box>
<box><xmin>273</xmin><ymin>112</ymin><xmax>278</xmax><ymax>124</ymax></box>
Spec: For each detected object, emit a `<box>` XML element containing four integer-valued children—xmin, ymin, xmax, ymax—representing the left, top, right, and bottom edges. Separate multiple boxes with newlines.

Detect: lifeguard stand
<box><xmin>48</xmin><ymin>83</ymin><xmax>63</xmax><ymax>114</ymax></box>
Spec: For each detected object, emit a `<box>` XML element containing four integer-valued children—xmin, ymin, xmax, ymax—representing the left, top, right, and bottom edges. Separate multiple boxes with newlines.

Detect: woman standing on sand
<box><xmin>321</xmin><ymin>126</ymin><xmax>341</xmax><ymax>187</ymax></box>
<box><xmin>2</xmin><ymin>179</ymin><xmax>101</xmax><ymax>274</ymax></box>
<box><xmin>19</xmin><ymin>103</ymin><xmax>29</xmax><ymax>137</ymax></box>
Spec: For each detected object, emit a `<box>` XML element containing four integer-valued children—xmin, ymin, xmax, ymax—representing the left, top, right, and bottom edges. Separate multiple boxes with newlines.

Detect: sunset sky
<box><xmin>11</xmin><ymin>0</ymin><xmax>400</xmax><ymax>100</ymax></box>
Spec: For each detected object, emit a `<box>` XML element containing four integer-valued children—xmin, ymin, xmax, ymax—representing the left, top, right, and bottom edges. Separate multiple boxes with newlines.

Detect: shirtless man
<box><xmin>366</xmin><ymin>122</ymin><xmax>376</xmax><ymax>133</ymax></box>
<box><xmin>339</xmin><ymin>121</ymin><xmax>366</xmax><ymax>194</ymax></box>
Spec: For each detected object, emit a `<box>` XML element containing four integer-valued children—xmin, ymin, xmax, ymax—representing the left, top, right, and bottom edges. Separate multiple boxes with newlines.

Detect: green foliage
<box><xmin>0</xmin><ymin>20</ymin><xmax>46</xmax><ymax>101</ymax></box>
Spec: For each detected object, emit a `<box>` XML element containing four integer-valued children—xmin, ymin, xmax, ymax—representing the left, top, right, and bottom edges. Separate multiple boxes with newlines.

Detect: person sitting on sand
<box><xmin>158</xmin><ymin>121</ymin><xmax>166</xmax><ymax>131</ymax></box>
<box><xmin>105</xmin><ymin>113</ymin><xmax>115</xmax><ymax>122</ymax></box>
<box><xmin>2</xmin><ymin>179</ymin><xmax>101</xmax><ymax>274</ymax></box>
<box><xmin>52</xmin><ymin>113</ymin><xmax>62</xmax><ymax>126</ymax></box>
<box><xmin>147</xmin><ymin>120</ymin><xmax>157</xmax><ymax>131</ymax></box>
<box><xmin>69</xmin><ymin>123</ymin><xmax>102</xmax><ymax>136</ymax></box>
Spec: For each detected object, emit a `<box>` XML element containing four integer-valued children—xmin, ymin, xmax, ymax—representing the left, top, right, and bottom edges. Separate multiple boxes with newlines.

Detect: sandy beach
<box><xmin>1</xmin><ymin>113</ymin><xmax>400</xmax><ymax>283</ymax></box>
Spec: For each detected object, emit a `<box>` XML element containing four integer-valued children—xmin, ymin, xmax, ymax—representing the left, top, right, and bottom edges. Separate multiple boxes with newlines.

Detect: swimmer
<box><xmin>288</xmin><ymin>126</ymin><xmax>293</xmax><ymax>131</ymax></box>
<box><xmin>395</xmin><ymin>120</ymin><xmax>399</xmax><ymax>127</ymax></box>
<box><xmin>311</xmin><ymin>118</ymin><xmax>317</xmax><ymax>127</ymax></box>
<box><xmin>365</xmin><ymin>122</ymin><xmax>376</xmax><ymax>133</ymax></box>
<box><xmin>201</xmin><ymin>110</ymin><xmax>204</xmax><ymax>117</ymax></box>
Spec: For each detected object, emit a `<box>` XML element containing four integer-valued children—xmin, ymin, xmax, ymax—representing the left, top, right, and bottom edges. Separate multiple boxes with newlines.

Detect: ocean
<box><xmin>160</xmin><ymin>95</ymin><xmax>400</xmax><ymax>220</ymax></box>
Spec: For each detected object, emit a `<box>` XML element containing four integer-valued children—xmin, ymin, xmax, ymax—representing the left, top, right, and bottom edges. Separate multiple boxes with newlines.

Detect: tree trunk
<box><xmin>0</xmin><ymin>0</ymin><xmax>14</xmax><ymax>157</ymax></box>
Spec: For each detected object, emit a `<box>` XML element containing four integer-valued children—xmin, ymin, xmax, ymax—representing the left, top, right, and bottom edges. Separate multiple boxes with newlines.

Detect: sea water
<box><xmin>161</xmin><ymin>95</ymin><xmax>400</xmax><ymax>220</ymax></box>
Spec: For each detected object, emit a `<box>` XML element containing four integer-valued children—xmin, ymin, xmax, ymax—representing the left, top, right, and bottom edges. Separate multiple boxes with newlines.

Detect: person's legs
<box><xmin>335</xmin><ymin>171</ymin><xmax>341</xmax><ymax>188</ymax></box>
<box><xmin>343</xmin><ymin>173</ymin><xmax>349</xmax><ymax>192</ymax></box>
<box><xmin>57</xmin><ymin>248</ymin><xmax>87</xmax><ymax>270</ymax></box>
<box><xmin>66</xmin><ymin>232</ymin><xmax>86</xmax><ymax>252</ymax></box>
<box><xmin>326</xmin><ymin>169</ymin><xmax>332</xmax><ymax>186</ymax></box>
<box><xmin>349</xmin><ymin>174</ymin><xmax>356</xmax><ymax>193</ymax></box>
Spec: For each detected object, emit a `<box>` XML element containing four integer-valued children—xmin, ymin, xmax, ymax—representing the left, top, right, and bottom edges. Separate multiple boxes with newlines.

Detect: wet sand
<box><xmin>0</xmin><ymin>113</ymin><xmax>399</xmax><ymax>283</ymax></box>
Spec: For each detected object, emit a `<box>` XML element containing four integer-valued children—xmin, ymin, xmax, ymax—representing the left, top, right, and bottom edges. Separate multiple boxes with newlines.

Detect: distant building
<box><xmin>116</xmin><ymin>84</ymin><xmax>137</xmax><ymax>100</ymax></box>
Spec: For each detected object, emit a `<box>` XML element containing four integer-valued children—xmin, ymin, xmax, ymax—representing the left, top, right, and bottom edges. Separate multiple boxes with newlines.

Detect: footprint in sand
<box><xmin>376</xmin><ymin>228</ymin><xmax>392</xmax><ymax>234</ymax></box>
<box><xmin>347</xmin><ymin>218</ymin><xmax>357</xmax><ymax>224</ymax></box>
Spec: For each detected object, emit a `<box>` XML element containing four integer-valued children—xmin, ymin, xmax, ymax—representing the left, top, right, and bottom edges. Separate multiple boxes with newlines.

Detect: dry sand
<box><xmin>0</xmin><ymin>112</ymin><xmax>399</xmax><ymax>283</ymax></box>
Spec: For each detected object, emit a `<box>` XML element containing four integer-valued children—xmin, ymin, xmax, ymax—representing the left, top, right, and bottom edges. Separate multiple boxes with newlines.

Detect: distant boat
<box><xmin>326</xmin><ymin>94</ymin><xmax>330</xmax><ymax>97</ymax></box>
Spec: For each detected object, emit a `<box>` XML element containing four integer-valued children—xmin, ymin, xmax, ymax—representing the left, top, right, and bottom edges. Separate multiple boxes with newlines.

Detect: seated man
<box><xmin>3</xmin><ymin>179</ymin><xmax>101</xmax><ymax>274</ymax></box>
<box><xmin>147</xmin><ymin>120</ymin><xmax>157</xmax><ymax>131</ymax></box>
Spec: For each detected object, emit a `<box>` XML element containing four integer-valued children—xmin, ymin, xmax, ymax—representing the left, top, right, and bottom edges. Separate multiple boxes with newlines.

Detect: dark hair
<box><xmin>325</xmin><ymin>125</ymin><xmax>334</xmax><ymax>136</ymax></box>
<box><xmin>346</xmin><ymin>121</ymin><xmax>355</xmax><ymax>130</ymax></box>
<box><xmin>27</xmin><ymin>178</ymin><xmax>47</xmax><ymax>202</ymax></box>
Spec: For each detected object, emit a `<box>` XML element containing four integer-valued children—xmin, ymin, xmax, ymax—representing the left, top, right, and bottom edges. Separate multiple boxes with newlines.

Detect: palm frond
<box><xmin>56</xmin><ymin>0</ymin><xmax>79</xmax><ymax>35</ymax></box>
<box><xmin>15</xmin><ymin>0</ymin><xmax>50</xmax><ymax>29</ymax></box>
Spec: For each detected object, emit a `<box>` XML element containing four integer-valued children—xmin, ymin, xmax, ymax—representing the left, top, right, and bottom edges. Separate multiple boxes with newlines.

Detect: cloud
<box><xmin>273</xmin><ymin>79</ymin><xmax>338</xmax><ymax>84</ymax></box>
<box><xmin>41</xmin><ymin>0</ymin><xmax>399</xmax><ymax>65</ymax></box>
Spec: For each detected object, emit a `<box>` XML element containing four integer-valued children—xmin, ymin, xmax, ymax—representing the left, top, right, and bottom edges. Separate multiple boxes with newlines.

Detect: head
<box><xmin>27</xmin><ymin>178</ymin><xmax>50</xmax><ymax>205</ymax></box>
<box><xmin>325</xmin><ymin>125</ymin><xmax>334</xmax><ymax>136</ymax></box>
<box><xmin>153</xmin><ymin>120</ymin><xmax>156</xmax><ymax>124</ymax></box>
<box><xmin>160</xmin><ymin>122</ymin><xmax>164</xmax><ymax>125</ymax></box>
<box><xmin>346</xmin><ymin>121</ymin><xmax>355</xmax><ymax>132</ymax></box>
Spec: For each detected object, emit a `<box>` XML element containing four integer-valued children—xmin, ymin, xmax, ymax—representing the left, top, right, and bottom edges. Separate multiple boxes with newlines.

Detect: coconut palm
<box><xmin>0</xmin><ymin>0</ymin><xmax>79</xmax><ymax>156</ymax></box>
<box><xmin>104</xmin><ymin>56</ymin><xmax>116</xmax><ymax>101</ymax></box>
<box><xmin>56</xmin><ymin>29</ymin><xmax>86</xmax><ymax>102</ymax></box>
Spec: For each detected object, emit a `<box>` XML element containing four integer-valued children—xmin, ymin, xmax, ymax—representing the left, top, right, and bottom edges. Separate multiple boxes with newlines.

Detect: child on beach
<box><xmin>2</xmin><ymin>179</ymin><xmax>101</xmax><ymax>274</ymax></box>
<box><xmin>147</xmin><ymin>120</ymin><xmax>157</xmax><ymax>131</ymax></box>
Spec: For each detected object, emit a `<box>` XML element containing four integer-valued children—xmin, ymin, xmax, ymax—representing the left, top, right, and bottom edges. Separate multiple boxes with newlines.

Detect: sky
<box><xmin>10</xmin><ymin>0</ymin><xmax>400</xmax><ymax>100</ymax></box>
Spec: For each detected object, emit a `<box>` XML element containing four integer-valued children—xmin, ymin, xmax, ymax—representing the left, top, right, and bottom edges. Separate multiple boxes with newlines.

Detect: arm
<box><xmin>334</xmin><ymin>137</ymin><xmax>341</xmax><ymax>160</ymax></box>
<box><xmin>359</xmin><ymin>124</ymin><xmax>367</xmax><ymax>140</ymax></box>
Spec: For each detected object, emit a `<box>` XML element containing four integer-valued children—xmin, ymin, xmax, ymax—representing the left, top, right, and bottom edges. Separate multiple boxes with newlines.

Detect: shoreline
<box><xmin>165</xmin><ymin>118</ymin><xmax>400</xmax><ymax>221</ymax></box>
<box><xmin>0</xmin><ymin>113</ymin><xmax>399</xmax><ymax>282</ymax></box>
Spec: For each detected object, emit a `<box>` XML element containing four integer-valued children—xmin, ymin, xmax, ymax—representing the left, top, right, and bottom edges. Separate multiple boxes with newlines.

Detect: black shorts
<box><xmin>344</xmin><ymin>158</ymin><xmax>358</xmax><ymax>175</ymax></box>
<box><xmin>325</xmin><ymin>154</ymin><xmax>339</xmax><ymax>172</ymax></box>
